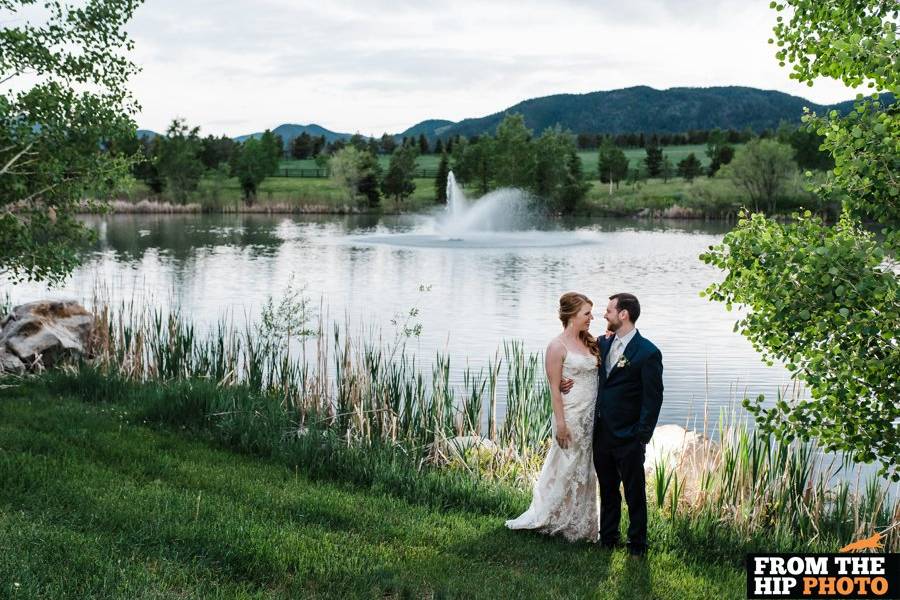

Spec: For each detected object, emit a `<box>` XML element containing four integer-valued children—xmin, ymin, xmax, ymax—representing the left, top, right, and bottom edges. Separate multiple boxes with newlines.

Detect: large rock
<box><xmin>0</xmin><ymin>300</ymin><xmax>94</xmax><ymax>373</ymax></box>
<box><xmin>645</xmin><ymin>423</ymin><xmax>720</xmax><ymax>501</ymax></box>
<box><xmin>0</xmin><ymin>348</ymin><xmax>25</xmax><ymax>375</ymax></box>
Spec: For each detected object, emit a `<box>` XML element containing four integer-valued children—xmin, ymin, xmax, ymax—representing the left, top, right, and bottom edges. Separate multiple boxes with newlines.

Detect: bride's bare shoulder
<box><xmin>546</xmin><ymin>337</ymin><xmax>567</xmax><ymax>359</ymax></box>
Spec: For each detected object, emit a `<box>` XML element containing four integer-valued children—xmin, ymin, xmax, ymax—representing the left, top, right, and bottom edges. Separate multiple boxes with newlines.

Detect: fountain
<box><xmin>348</xmin><ymin>170</ymin><xmax>601</xmax><ymax>249</ymax></box>
<box><xmin>440</xmin><ymin>171</ymin><xmax>535</xmax><ymax>239</ymax></box>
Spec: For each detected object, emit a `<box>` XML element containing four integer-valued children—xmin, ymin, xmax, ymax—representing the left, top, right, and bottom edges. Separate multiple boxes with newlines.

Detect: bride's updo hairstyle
<box><xmin>558</xmin><ymin>292</ymin><xmax>602</xmax><ymax>367</ymax></box>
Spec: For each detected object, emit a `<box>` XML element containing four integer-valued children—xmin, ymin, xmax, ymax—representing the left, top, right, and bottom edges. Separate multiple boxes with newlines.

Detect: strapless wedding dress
<box><xmin>505</xmin><ymin>350</ymin><xmax>599</xmax><ymax>542</ymax></box>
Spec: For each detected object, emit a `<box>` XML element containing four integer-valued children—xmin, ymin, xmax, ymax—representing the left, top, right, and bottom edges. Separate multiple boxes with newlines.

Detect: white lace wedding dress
<box><xmin>505</xmin><ymin>349</ymin><xmax>599</xmax><ymax>542</ymax></box>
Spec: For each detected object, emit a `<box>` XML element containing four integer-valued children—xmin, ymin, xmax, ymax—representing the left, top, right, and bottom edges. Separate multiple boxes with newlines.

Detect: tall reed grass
<box><xmin>51</xmin><ymin>288</ymin><xmax>897</xmax><ymax>552</ymax></box>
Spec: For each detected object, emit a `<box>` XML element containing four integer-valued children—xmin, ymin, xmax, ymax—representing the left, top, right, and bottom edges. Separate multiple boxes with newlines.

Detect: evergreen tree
<box><xmin>418</xmin><ymin>134</ymin><xmax>430</xmax><ymax>154</ymax></box>
<box><xmin>349</xmin><ymin>133</ymin><xmax>367</xmax><ymax>151</ymax></box>
<box><xmin>326</xmin><ymin>139</ymin><xmax>347</xmax><ymax>155</ymax></box>
<box><xmin>380</xmin><ymin>133</ymin><xmax>397</xmax><ymax>154</ymax></box>
<box><xmin>576</xmin><ymin>133</ymin><xmax>597</xmax><ymax>149</ymax></box>
<box><xmin>706</xmin><ymin>129</ymin><xmax>735</xmax><ymax>176</ymax></box>
<box><xmin>677</xmin><ymin>153</ymin><xmax>703</xmax><ymax>182</ymax></box>
<box><xmin>434</xmin><ymin>138</ymin><xmax>445</xmax><ymax>154</ymax></box>
<box><xmin>558</xmin><ymin>150</ymin><xmax>590</xmax><ymax>215</ymax></box>
<box><xmin>356</xmin><ymin>150</ymin><xmax>382</xmax><ymax>207</ymax></box>
<box><xmin>290</xmin><ymin>132</ymin><xmax>314</xmax><ymax>160</ymax></box>
<box><xmin>644</xmin><ymin>143</ymin><xmax>663</xmax><ymax>177</ymax></box>
<box><xmin>434</xmin><ymin>152</ymin><xmax>450</xmax><ymax>204</ymax></box>
<box><xmin>776</xmin><ymin>124</ymin><xmax>834</xmax><ymax>171</ymax></box>
<box><xmin>200</xmin><ymin>135</ymin><xmax>237</xmax><ymax>170</ymax></box>
<box><xmin>313</xmin><ymin>135</ymin><xmax>326</xmax><ymax>156</ymax></box>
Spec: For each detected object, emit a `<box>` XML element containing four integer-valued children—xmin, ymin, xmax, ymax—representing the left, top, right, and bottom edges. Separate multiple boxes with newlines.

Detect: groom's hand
<box><xmin>559</xmin><ymin>378</ymin><xmax>574</xmax><ymax>394</ymax></box>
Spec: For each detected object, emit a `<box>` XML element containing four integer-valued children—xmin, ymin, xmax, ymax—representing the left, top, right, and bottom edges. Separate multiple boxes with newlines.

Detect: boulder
<box><xmin>645</xmin><ymin>423</ymin><xmax>720</xmax><ymax>501</ymax></box>
<box><xmin>0</xmin><ymin>348</ymin><xmax>25</xmax><ymax>375</ymax></box>
<box><xmin>645</xmin><ymin>424</ymin><xmax>701</xmax><ymax>474</ymax></box>
<box><xmin>0</xmin><ymin>300</ymin><xmax>95</xmax><ymax>372</ymax></box>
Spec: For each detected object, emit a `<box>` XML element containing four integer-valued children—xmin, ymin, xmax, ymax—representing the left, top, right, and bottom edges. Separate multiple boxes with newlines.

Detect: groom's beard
<box><xmin>606</xmin><ymin>320</ymin><xmax>620</xmax><ymax>331</ymax></box>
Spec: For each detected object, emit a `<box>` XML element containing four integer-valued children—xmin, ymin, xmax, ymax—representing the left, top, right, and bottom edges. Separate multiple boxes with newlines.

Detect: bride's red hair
<box><xmin>558</xmin><ymin>292</ymin><xmax>601</xmax><ymax>367</ymax></box>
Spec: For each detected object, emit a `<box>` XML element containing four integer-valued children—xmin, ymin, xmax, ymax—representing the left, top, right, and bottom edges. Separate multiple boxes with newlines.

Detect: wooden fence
<box><xmin>270</xmin><ymin>168</ymin><xmax>441</xmax><ymax>179</ymax></box>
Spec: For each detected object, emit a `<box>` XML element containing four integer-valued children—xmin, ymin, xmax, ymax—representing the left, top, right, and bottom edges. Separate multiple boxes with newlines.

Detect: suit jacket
<box><xmin>595</xmin><ymin>330</ymin><xmax>664</xmax><ymax>445</ymax></box>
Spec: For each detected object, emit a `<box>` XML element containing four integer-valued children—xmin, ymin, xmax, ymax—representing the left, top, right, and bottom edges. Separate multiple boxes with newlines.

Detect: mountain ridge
<box><xmin>137</xmin><ymin>85</ymin><xmax>895</xmax><ymax>145</ymax></box>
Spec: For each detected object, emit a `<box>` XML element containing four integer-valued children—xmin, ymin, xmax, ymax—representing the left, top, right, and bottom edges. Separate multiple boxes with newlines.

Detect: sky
<box><xmin>125</xmin><ymin>0</ymin><xmax>861</xmax><ymax>137</ymax></box>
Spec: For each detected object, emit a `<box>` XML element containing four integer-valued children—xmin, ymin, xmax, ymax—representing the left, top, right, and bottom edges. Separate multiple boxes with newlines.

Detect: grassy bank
<box><xmin>107</xmin><ymin>174</ymin><xmax>824</xmax><ymax>220</ymax></box>
<box><xmin>0</xmin><ymin>382</ymin><xmax>746</xmax><ymax>599</ymax></box>
<box><xmin>111</xmin><ymin>176</ymin><xmax>440</xmax><ymax>214</ymax></box>
<box><xmin>581</xmin><ymin>174</ymin><xmax>830</xmax><ymax>219</ymax></box>
<box><xmin>75</xmin><ymin>295</ymin><xmax>896</xmax><ymax>558</ymax></box>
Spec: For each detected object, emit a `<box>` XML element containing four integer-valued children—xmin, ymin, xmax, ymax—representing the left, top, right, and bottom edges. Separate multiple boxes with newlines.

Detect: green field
<box><xmin>122</xmin><ymin>175</ymin><xmax>439</xmax><ymax>213</ymax></box>
<box><xmin>0</xmin><ymin>382</ymin><xmax>746</xmax><ymax>599</ymax></box>
<box><xmin>278</xmin><ymin>144</ymin><xmax>718</xmax><ymax>175</ymax></box>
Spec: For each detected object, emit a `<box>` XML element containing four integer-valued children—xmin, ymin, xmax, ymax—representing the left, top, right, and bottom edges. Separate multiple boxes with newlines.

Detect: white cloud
<box><xmin>126</xmin><ymin>0</ymin><xmax>862</xmax><ymax>136</ymax></box>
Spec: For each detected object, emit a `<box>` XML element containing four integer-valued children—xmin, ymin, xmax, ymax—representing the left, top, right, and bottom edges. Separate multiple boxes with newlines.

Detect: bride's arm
<box><xmin>545</xmin><ymin>340</ymin><xmax>571</xmax><ymax>449</ymax></box>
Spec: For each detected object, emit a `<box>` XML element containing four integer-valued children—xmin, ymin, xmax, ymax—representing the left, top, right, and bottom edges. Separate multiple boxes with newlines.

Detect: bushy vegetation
<box><xmin>702</xmin><ymin>0</ymin><xmax>899</xmax><ymax>481</ymax></box>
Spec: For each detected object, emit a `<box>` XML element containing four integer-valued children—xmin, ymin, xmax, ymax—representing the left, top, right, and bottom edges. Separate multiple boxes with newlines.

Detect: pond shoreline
<box><xmin>79</xmin><ymin>198</ymin><xmax>737</xmax><ymax>220</ymax></box>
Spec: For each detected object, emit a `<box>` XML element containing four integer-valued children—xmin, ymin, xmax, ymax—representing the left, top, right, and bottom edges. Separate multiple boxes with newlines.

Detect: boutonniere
<box><xmin>616</xmin><ymin>356</ymin><xmax>630</xmax><ymax>369</ymax></box>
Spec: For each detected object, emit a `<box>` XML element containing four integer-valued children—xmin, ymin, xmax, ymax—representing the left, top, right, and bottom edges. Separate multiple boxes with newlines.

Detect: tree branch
<box><xmin>0</xmin><ymin>141</ymin><xmax>35</xmax><ymax>177</ymax></box>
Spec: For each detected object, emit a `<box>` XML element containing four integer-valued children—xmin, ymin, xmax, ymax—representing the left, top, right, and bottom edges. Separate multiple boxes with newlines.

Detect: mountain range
<box><xmin>138</xmin><ymin>85</ymin><xmax>894</xmax><ymax>147</ymax></box>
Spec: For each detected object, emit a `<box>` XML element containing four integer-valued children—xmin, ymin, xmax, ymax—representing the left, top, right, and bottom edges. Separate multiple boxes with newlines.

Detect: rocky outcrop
<box><xmin>0</xmin><ymin>300</ymin><xmax>95</xmax><ymax>374</ymax></box>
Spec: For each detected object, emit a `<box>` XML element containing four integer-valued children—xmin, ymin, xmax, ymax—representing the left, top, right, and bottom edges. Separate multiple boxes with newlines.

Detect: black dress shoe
<box><xmin>600</xmin><ymin>539</ymin><xmax>625</xmax><ymax>550</ymax></box>
<box><xmin>627</xmin><ymin>545</ymin><xmax>647</xmax><ymax>557</ymax></box>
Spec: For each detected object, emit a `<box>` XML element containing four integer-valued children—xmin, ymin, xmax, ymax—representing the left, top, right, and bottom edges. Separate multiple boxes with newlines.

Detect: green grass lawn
<box><xmin>279</xmin><ymin>144</ymin><xmax>718</xmax><ymax>176</ymax></box>
<box><xmin>0</xmin><ymin>386</ymin><xmax>746</xmax><ymax>599</ymax></box>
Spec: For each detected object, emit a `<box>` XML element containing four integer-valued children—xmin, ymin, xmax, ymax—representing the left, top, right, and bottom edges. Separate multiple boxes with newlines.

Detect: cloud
<box><xmin>126</xmin><ymin>0</ymin><xmax>861</xmax><ymax>136</ymax></box>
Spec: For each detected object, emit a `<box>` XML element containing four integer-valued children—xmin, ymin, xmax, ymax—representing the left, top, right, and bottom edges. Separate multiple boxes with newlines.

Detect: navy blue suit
<box><xmin>592</xmin><ymin>330</ymin><xmax>663</xmax><ymax>553</ymax></box>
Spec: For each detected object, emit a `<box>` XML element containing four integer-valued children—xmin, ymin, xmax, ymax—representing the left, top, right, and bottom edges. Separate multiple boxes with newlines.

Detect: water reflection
<box><xmin>9</xmin><ymin>213</ymin><xmax>788</xmax><ymax>428</ymax></box>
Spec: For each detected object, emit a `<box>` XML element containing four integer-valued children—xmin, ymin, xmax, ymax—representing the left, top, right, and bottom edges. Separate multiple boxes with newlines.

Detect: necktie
<box><xmin>607</xmin><ymin>339</ymin><xmax>624</xmax><ymax>375</ymax></box>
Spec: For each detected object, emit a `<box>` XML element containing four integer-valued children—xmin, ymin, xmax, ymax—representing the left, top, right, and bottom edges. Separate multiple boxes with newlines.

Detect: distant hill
<box><xmin>136</xmin><ymin>129</ymin><xmax>158</xmax><ymax>139</ymax></box>
<box><xmin>234</xmin><ymin>123</ymin><xmax>353</xmax><ymax>147</ymax></box>
<box><xmin>398</xmin><ymin>119</ymin><xmax>455</xmax><ymax>140</ymax></box>
<box><xmin>433</xmin><ymin>86</ymin><xmax>895</xmax><ymax>139</ymax></box>
<box><xmin>137</xmin><ymin>86</ymin><xmax>894</xmax><ymax>147</ymax></box>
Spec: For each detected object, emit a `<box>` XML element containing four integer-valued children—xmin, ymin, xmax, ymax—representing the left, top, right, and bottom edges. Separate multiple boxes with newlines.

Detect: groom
<box><xmin>564</xmin><ymin>293</ymin><xmax>663</xmax><ymax>556</ymax></box>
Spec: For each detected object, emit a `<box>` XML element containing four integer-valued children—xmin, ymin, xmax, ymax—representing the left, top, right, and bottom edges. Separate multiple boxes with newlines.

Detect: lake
<box><xmin>4</xmin><ymin>211</ymin><xmax>803</xmax><ymax>431</ymax></box>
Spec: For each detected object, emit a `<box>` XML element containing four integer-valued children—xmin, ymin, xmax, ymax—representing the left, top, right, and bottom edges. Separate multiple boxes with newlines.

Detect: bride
<box><xmin>505</xmin><ymin>292</ymin><xmax>600</xmax><ymax>542</ymax></box>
